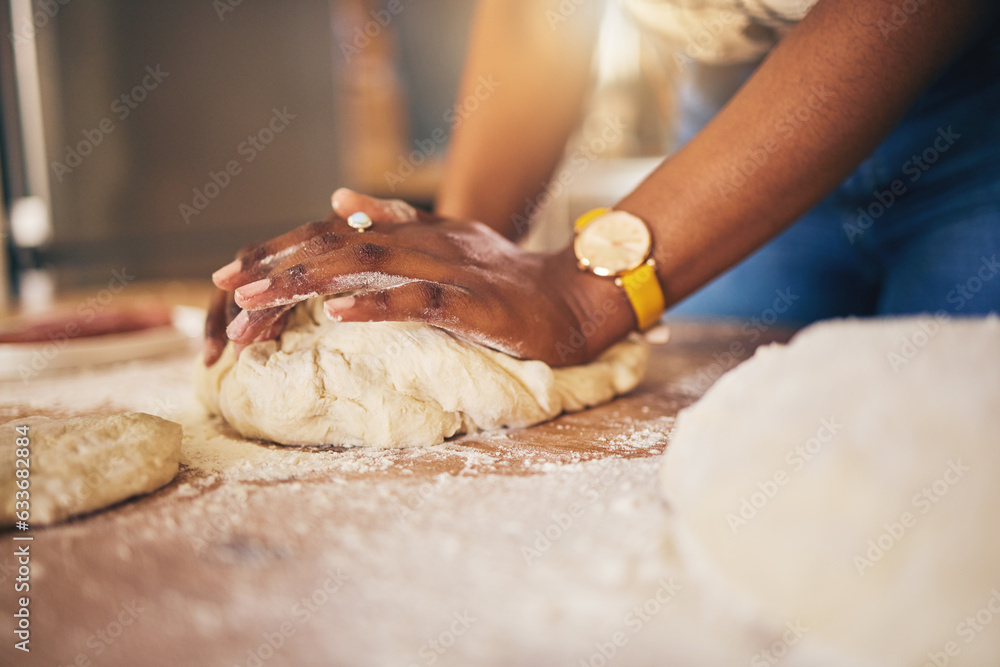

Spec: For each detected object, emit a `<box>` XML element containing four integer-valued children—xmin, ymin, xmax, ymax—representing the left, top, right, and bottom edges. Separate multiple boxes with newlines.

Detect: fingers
<box><xmin>214</xmin><ymin>189</ymin><xmax>420</xmax><ymax>292</ymax></box>
<box><xmin>331</xmin><ymin>188</ymin><xmax>419</xmax><ymax>225</ymax></box>
<box><xmin>205</xmin><ymin>287</ymin><xmax>290</xmax><ymax>355</ymax></box>
<box><xmin>226</xmin><ymin>303</ymin><xmax>294</xmax><ymax>345</ymax></box>
<box><xmin>203</xmin><ymin>288</ymin><xmax>234</xmax><ymax>366</ymax></box>
<box><xmin>323</xmin><ymin>281</ymin><xmax>470</xmax><ymax>326</ymax></box>
<box><xmin>233</xmin><ymin>243</ymin><xmax>455</xmax><ymax>310</ymax></box>
<box><xmin>212</xmin><ymin>219</ymin><xmax>347</xmax><ymax>290</ymax></box>
<box><xmin>324</xmin><ymin>282</ymin><xmax>524</xmax><ymax>358</ymax></box>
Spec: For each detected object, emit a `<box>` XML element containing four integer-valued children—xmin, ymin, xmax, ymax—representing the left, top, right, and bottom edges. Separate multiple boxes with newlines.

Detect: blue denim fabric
<box><xmin>669</xmin><ymin>21</ymin><xmax>1000</xmax><ymax>322</ymax></box>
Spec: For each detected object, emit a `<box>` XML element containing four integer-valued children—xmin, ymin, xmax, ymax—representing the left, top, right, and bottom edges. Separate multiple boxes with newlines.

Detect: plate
<box><xmin>0</xmin><ymin>306</ymin><xmax>205</xmax><ymax>381</ymax></box>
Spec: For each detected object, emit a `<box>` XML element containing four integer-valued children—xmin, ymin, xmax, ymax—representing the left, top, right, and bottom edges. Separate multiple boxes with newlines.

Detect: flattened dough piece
<box><xmin>1</xmin><ymin>412</ymin><xmax>182</xmax><ymax>527</ymax></box>
<box><xmin>662</xmin><ymin>316</ymin><xmax>1000</xmax><ymax>665</ymax></box>
<box><xmin>195</xmin><ymin>298</ymin><xmax>649</xmax><ymax>448</ymax></box>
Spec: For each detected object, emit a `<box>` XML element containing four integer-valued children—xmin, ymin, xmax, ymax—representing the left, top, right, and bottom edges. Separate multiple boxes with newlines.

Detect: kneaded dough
<box><xmin>662</xmin><ymin>316</ymin><xmax>1000</xmax><ymax>665</ymax></box>
<box><xmin>1</xmin><ymin>412</ymin><xmax>182</xmax><ymax>527</ymax></box>
<box><xmin>195</xmin><ymin>298</ymin><xmax>649</xmax><ymax>448</ymax></box>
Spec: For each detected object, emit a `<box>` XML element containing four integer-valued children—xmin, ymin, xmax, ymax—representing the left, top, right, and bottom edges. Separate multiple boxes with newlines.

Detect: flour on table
<box><xmin>1</xmin><ymin>412</ymin><xmax>182</xmax><ymax>527</ymax></box>
<box><xmin>662</xmin><ymin>316</ymin><xmax>1000</xmax><ymax>666</ymax></box>
<box><xmin>195</xmin><ymin>298</ymin><xmax>649</xmax><ymax>448</ymax></box>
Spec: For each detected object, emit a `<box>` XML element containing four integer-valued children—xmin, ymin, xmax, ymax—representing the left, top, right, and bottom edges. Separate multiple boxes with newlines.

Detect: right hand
<box><xmin>202</xmin><ymin>189</ymin><xmax>420</xmax><ymax>366</ymax></box>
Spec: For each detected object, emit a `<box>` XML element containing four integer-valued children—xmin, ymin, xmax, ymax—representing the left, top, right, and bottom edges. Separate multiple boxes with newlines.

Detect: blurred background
<box><xmin>0</xmin><ymin>0</ymin><xmax>675</xmax><ymax>312</ymax></box>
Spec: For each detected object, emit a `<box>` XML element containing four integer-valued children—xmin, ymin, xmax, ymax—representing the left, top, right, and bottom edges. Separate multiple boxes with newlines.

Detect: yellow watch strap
<box><xmin>574</xmin><ymin>207</ymin><xmax>609</xmax><ymax>232</ymax></box>
<box><xmin>618</xmin><ymin>261</ymin><xmax>665</xmax><ymax>331</ymax></box>
<box><xmin>574</xmin><ymin>207</ymin><xmax>666</xmax><ymax>331</ymax></box>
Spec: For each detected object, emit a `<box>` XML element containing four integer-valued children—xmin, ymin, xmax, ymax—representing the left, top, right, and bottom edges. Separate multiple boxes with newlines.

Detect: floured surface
<box><xmin>0</xmin><ymin>322</ymin><xmax>796</xmax><ymax>666</ymax></box>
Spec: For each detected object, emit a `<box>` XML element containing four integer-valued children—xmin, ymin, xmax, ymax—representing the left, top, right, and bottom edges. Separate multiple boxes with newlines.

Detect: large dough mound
<box><xmin>196</xmin><ymin>298</ymin><xmax>649</xmax><ymax>448</ymax></box>
<box><xmin>662</xmin><ymin>316</ymin><xmax>1000</xmax><ymax>665</ymax></box>
<box><xmin>1</xmin><ymin>412</ymin><xmax>182</xmax><ymax>527</ymax></box>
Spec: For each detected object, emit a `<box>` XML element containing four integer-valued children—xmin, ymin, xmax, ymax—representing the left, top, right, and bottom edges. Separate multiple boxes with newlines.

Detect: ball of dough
<box><xmin>196</xmin><ymin>299</ymin><xmax>649</xmax><ymax>448</ymax></box>
<box><xmin>1</xmin><ymin>412</ymin><xmax>182</xmax><ymax>527</ymax></box>
<box><xmin>662</xmin><ymin>316</ymin><xmax>1000</xmax><ymax>665</ymax></box>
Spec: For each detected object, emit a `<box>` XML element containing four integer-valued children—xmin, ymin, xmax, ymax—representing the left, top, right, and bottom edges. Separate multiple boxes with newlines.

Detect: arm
<box><xmin>211</xmin><ymin>0</ymin><xmax>998</xmax><ymax>367</ymax></box>
<box><xmin>435</xmin><ymin>0</ymin><xmax>605</xmax><ymax>239</ymax></box>
<box><xmin>616</xmin><ymin>0</ymin><xmax>999</xmax><ymax>308</ymax></box>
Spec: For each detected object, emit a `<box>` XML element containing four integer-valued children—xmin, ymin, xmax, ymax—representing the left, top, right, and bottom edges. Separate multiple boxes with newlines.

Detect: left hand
<box><xmin>207</xmin><ymin>189</ymin><xmax>633</xmax><ymax>367</ymax></box>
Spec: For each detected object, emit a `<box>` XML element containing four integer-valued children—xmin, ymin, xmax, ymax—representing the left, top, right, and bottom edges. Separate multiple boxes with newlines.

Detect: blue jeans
<box><xmin>669</xmin><ymin>23</ymin><xmax>1000</xmax><ymax>323</ymax></box>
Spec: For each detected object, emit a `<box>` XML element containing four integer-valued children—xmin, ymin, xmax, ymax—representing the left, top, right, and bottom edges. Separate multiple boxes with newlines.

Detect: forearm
<box><xmin>436</xmin><ymin>0</ymin><xmax>604</xmax><ymax>239</ymax></box>
<box><xmin>618</xmin><ymin>0</ymin><xmax>998</xmax><ymax>306</ymax></box>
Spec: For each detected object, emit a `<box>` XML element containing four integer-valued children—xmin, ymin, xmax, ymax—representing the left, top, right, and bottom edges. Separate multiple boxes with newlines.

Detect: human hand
<box><xmin>202</xmin><ymin>190</ymin><xmax>419</xmax><ymax>365</ymax></box>
<box><xmin>205</xmin><ymin>189</ymin><xmax>634</xmax><ymax>367</ymax></box>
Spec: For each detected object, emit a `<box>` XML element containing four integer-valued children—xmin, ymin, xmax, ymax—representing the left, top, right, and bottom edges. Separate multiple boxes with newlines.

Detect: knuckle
<box><xmin>371</xmin><ymin>290</ymin><xmax>391</xmax><ymax>311</ymax></box>
<box><xmin>241</xmin><ymin>245</ymin><xmax>269</xmax><ymax>265</ymax></box>
<box><xmin>283</xmin><ymin>263</ymin><xmax>309</xmax><ymax>286</ymax></box>
<box><xmin>315</xmin><ymin>232</ymin><xmax>343</xmax><ymax>252</ymax></box>
<box><xmin>303</xmin><ymin>219</ymin><xmax>328</xmax><ymax>235</ymax></box>
<box><xmin>416</xmin><ymin>282</ymin><xmax>446</xmax><ymax>310</ymax></box>
<box><xmin>352</xmin><ymin>242</ymin><xmax>391</xmax><ymax>267</ymax></box>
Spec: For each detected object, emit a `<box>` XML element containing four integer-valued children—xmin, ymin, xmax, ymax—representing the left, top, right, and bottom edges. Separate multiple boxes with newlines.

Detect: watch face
<box><xmin>574</xmin><ymin>211</ymin><xmax>652</xmax><ymax>276</ymax></box>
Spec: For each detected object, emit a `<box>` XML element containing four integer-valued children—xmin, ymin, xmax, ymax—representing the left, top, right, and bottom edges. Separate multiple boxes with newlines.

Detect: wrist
<box><xmin>551</xmin><ymin>246</ymin><xmax>635</xmax><ymax>361</ymax></box>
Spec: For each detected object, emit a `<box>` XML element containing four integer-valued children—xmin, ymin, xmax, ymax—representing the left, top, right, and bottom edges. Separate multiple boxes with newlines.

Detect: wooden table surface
<box><xmin>0</xmin><ymin>292</ymin><xmax>793</xmax><ymax>667</ymax></box>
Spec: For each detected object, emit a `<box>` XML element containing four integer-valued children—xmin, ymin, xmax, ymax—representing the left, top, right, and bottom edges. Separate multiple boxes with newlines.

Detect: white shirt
<box><xmin>620</xmin><ymin>0</ymin><xmax>819</xmax><ymax>64</ymax></box>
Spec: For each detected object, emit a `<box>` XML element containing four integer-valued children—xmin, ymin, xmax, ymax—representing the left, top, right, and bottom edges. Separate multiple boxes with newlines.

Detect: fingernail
<box><xmin>236</xmin><ymin>278</ymin><xmax>270</xmax><ymax>300</ymax></box>
<box><xmin>324</xmin><ymin>296</ymin><xmax>355</xmax><ymax>319</ymax></box>
<box><xmin>212</xmin><ymin>259</ymin><xmax>241</xmax><ymax>284</ymax></box>
<box><xmin>331</xmin><ymin>188</ymin><xmax>351</xmax><ymax>214</ymax></box>
<box><xmin>227</xmin><ymin>311</ymin><xmax>249</xmax><ymax>339</ymax></box>
<box><xmin>203</xmin><ymin>339</ymin><xmax>223</xmax><ymax>365</ymax></box>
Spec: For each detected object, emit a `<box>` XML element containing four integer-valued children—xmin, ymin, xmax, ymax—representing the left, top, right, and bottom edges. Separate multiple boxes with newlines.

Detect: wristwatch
<box><xmin>573</xmin><ymin>207</ymin><xmax>665</xmax><ymax>331</ymax></box>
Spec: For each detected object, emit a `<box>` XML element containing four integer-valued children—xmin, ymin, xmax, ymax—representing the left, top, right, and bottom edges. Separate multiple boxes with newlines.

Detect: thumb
<box><xmin>331</xmin><ymin>188</ymin><xmax>419</xmax><ymax>224</ymax></box>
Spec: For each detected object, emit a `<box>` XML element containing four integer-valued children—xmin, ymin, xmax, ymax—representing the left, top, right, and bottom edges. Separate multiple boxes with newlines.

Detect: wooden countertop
<box><xmin>0</xmin><ymin>286</ymin><xmax>793</xmax><ymax>666</ymax></box>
